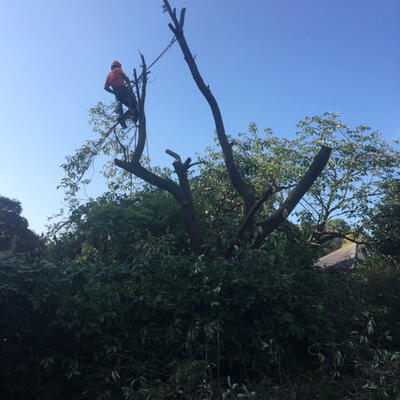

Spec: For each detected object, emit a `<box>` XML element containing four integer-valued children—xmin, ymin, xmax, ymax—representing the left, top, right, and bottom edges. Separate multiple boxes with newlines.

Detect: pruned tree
<box><xmin>60</xmin><ymin>1</ymin><xmax>331</xmax><ymax>255</ymax></box>
<box><xmin>115</xmin><ymin>0</ymin><xmax>330</xmax><ymax>254</ymax></box>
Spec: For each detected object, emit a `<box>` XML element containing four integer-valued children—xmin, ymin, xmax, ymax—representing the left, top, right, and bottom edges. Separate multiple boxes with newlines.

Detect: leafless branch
<box><xmin>113</xmin><ymin>127</ymin><xmax>128</xmax><ymax>161</ymax></box>
<box><xmin>188</xmin><ymin>161</ymin><xmax>205</xmax><ymax>169</ymax></box>
<box><xmin>163</xmin><ymin>0</ymin><xmax>256</xmax><ymax>213</ymax></box>
<box><xmin>318</xmin><ymin>231</ymin><xmax>367</xmax><ymax>246</ymax></box>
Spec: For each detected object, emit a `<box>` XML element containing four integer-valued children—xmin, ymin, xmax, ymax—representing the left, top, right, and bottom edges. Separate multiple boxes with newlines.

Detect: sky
<box><xmin>0</xmin><ymin>0</ymin><xmax>399</xmax><ymax>234</ymax></box>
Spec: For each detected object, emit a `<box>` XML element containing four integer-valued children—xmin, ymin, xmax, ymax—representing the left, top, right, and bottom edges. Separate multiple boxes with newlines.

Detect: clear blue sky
<box><xmin>0</xmin><ymin>0</ymin><xmax>399</xmax><ymax>233</ymax></box>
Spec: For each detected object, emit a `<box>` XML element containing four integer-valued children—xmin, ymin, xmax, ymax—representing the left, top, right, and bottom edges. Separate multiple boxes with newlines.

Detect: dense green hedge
<box><xmin>1</xmin><ymin>233</ymin><xmax>329</xmax><ymax>399</ymax></box>
<box><xmin>1</xmin><ymin>237</ymin><xmax>400</xmax><ymax>399</ymax></box>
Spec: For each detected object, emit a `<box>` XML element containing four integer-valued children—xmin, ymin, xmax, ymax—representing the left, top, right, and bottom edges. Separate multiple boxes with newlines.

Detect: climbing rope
<box><xmin>132</xmin><ymin>36</ymin><xmax>177</xmax><ymax>84</ymax></box>
<box><xmin>146</xmin><ymin>36</ymin><xmax>177</xmax><ymax>72</ymax></box>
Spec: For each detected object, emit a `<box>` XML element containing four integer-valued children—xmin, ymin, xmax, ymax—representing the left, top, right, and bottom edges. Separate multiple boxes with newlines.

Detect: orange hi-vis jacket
<box><xmin>104</xmin><ymin>68</ymin><xmax>129</xmax><ymax>89</ymax></box>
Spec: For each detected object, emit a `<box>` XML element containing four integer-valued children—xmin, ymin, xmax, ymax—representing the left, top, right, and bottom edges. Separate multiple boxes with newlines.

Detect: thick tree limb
<box><xmin>166</xmin><ymin>150</ymin><xmax>204</xmax><ymax>252</ymax></box>
<box><xmin>163</xmin><ymin>0</ymin><xmax>256</xmax><ymax>213</ymax></box>
<box><xmin>114</xmin><ymin>159</ymin><xmax>180</xmax><ymax>194</ymax></box>
<box><xmin>318</xmin><ymin>231</ymin><xmax>363</xmax><ymax>244</ymax></box>
<box><xmin>114</xmin><ymin>156</ymin><xmax>204</xmax><ymax>254</ymax></box>
<box><xmin>131</xmin><ymin>63</ymin><xmax>148</xmax><ymax>163</ymax></box>
<box><xmin>254</xmin><ymin>146</ymin><xmax>331</xmax><ymax>247</ymax></box>
<box><xmin>316</xmin><ymin>231</ymin><xmax>367</xmax><ymax>246</ymax></box>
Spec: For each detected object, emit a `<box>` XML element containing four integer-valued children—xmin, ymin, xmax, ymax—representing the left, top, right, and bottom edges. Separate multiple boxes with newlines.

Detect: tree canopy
<box><xmin>0</xmin><ymin>195</ymin><xmax>39</xmax><ymax>253</ymax></box>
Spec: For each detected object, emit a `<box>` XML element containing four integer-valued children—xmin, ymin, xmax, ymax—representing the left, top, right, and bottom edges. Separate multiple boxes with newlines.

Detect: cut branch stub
<box><xmin>168</xmin><ymin>23</ymin><xmax>176</xmax><ymax>35</ymax></box>
<box><xmin>166</xmin><ymin>149</ymin><xmax>181</xmax><ymax>161</ymax></box>
<box><xmin>165</xmin><ymin>149</ymin><xmax>204</xmax><ymax>253</ymax></box>
<box><xmin>179</xmin><ymin>8</ymin><xmax>186</xmax><ymax>28</ymax></box>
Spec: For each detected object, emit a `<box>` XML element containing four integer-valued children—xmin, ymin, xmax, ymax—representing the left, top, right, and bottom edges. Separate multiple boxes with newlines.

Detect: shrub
<box><xmin>3</xmin><ymin>238</ymin><xmax>400</xmax><ymax>399</ymax></box>
<box><xmin>1</xmin><ymin>232</ymin><xmax>332</xmax><ymax>399</ymax></box>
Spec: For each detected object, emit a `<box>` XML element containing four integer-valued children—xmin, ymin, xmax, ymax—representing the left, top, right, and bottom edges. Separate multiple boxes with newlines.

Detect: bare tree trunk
<box><xmin>166</xmin><ymin>150</ymin><xmax>203</xmax><ymax>252</ymax></box>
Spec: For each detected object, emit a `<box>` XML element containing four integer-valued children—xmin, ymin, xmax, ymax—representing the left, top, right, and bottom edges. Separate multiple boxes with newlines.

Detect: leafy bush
<box><xmin>45</xmin><ymin>191</ymin><xmax>186</xmax><ymax>263</ymax></box>
<box><xmin>360</xmin><ymin>256</ymin><xmax>400</xmax><ymax>348</ymax></box>
<box><xmin>370</xmin><ymin>180</ymin><xmax>400</xmax><ymax>261</ymax></box>
<box><xmin>3</xmin><ymin>236</ymin><xmax>400</xmax><ymax>399</ymax></box>
<box><xmin>304</xmin><ymin>256</ymin><xmax>400</xmax><ymax>400</ymax></box>
<box><xmin>1</xmin><ymin>232</ymin><xmax>332</xmax><ymax>399</ymax></box>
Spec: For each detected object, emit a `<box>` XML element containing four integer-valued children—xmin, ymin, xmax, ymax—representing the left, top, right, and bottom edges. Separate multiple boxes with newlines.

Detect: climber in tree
<box><xmin>104</xmin><ymin>60</ymin><xmax>138</xmax><ymax>125</ymax></box>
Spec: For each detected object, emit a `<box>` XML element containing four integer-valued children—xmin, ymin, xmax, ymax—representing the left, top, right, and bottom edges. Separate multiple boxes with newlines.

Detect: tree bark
<box><xmin>254</xmin><ymin>146</ymin><xmax>331</xmax><ymax>247</ymax></box>
<box><xmin>167</xmin><ymin>150</ymin><xmax>204</xmax><ymax>252</ymax></box>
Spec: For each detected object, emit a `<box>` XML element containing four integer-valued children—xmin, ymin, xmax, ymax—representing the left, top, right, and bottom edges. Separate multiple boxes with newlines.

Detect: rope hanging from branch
<box><xmin>133</xmin><ymin>36</ymin><xmax>177</xmax><ymax>84</ymax></box>
<box><xmin>146</xmin><ymin>36</ymin><xmax>177</xmax><ymax>72</ymax></box>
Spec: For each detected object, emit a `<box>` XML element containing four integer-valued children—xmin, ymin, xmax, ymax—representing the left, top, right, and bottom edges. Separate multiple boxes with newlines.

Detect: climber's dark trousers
<box><xmin>113</xmin><ymin>86</ymin><xmax>136</xmax><ymax>110</ymax></box>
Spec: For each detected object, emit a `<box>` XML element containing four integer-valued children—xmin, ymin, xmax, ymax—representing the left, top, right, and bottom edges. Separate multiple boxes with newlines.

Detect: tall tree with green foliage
<box><xmin>196</xmin><ymin>114</ymin><xmax>400</xmax><ymax>249</ymax></box>
<box><xmin>59</xmin><ymin>0</ymin><xmax>331</xmax><ymax>256</ymax></box>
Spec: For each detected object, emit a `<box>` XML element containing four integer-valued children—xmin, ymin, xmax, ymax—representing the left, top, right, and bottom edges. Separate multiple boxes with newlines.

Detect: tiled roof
<box><xmin>316</xmin><ymin>243</ymin><xmax>358</xmax><ymax>271</ymax></box>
